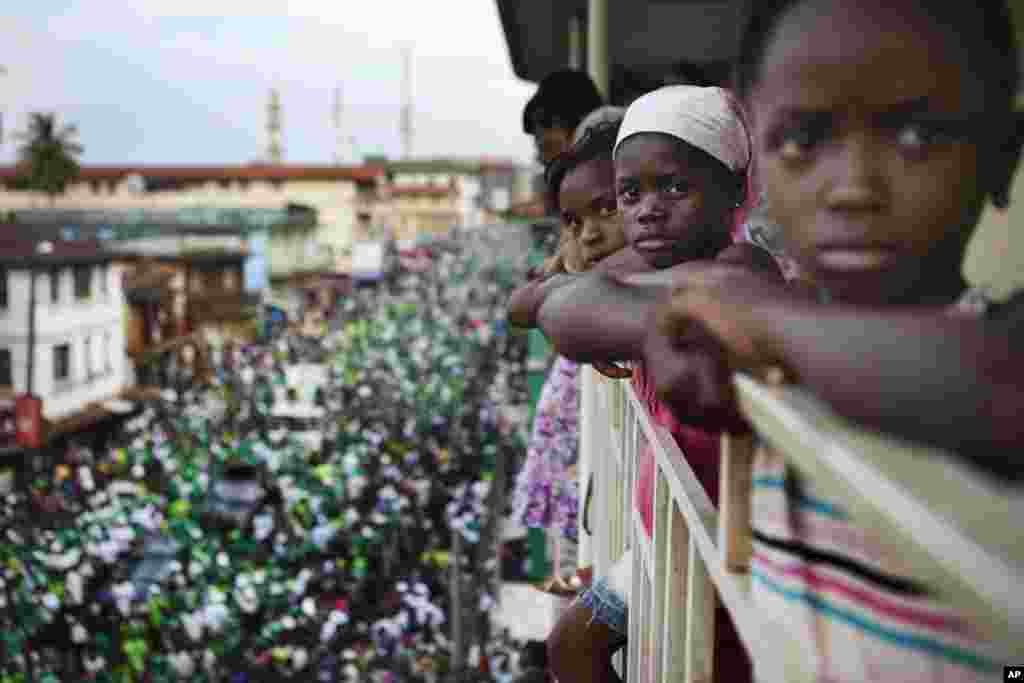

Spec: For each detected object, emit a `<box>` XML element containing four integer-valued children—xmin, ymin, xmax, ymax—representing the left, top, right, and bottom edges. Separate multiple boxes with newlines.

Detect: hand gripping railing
<box><xmin>580</xmin><ymin>367</ymin><xmax>1024</xmax><ymax>682</ymax></box>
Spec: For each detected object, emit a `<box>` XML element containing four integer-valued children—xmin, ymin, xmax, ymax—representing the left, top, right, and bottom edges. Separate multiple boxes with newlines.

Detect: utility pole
<box><xmin>400</xmin><ymin>45</ymin><xmax>414</xmax><ymax>160</ymax></box>
<box><xmin>332</xmin><ymin>85</ymin><xmax>359</xmax><ymax>165</ymax></box>
<box><xmin>267</xmin><ymin>87</ymin><xmax>283</xmax><ymax>163</ymax></box>
<box><xmin>0</xmin><ymin>66</ymin><xmax>8</xmax><ymax>150</ymax></box>
<box><xmin>450</xmin><ymin>528</ymin><xmax>464</xmax><ymax>677</ymax></box>
<box><xmin>332</xmin><ymin>86</ymin><xmax>344</xmax><ymax>165</ymax></box>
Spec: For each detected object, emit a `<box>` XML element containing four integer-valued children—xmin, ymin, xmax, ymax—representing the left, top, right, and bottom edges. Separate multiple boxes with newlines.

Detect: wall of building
<box><xmin>0</xmin><ymin>264</ymin><xmax>127</xmax><ymax>419</ymax></box>
<box><xmin>0</xmin><ymin>177</ymin><xmax>365</xmax><ymax>255</ymax></box>
<box><xmin>268</xmin><ymin>226</ymin><xmax>329</xmax><ymax>278</ymax></box>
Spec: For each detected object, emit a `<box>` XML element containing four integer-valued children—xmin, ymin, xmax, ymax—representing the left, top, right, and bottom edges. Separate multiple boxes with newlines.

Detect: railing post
<box><xmin>651</xmin><ymin>470</ymin><xmax>671</xmax><ymax>683</ymax></box>
<box><xmin>719</xmin><ymin>433</ymin><xmax>754</xmax><ymax>572</ymax></box>
<box><xmin>662</xmin><ymin>504</ymin><xmax>690</xmax><ymax>682</ymax></box>
<box><xmin>578</xmin><ymin>365</ymin><xmax>598</xmax><ymax>570</ymax></box>
<box><xmin>628</xmin><ymin>539</ymin><xmax>643</xmax><ymax>683</ymax></box>
<box><xmin>684</xmin><ymin>537</ymin><xmax>715</xmax><ymax>683</ymax></box>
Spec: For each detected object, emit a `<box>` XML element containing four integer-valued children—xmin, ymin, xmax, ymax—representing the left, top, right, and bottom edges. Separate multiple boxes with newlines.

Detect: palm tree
<box><xmin>16</xmin><ymin>112</ymin><xmax>83</xmax><ymax>205</ymax></box>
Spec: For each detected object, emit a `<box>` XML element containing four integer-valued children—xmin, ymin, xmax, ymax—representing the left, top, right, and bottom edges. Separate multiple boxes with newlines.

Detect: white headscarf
<box><xmin>613</xmin><ymin>85</ymin><xmax>750</xmax><ymax>173</ymax></box>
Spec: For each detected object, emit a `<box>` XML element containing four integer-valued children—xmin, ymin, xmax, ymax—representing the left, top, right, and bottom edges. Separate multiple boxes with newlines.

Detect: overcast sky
<box><xmin>2</xmin><ymin>1</ymin><xmax>539</xmax><ymax>166</ymax></box>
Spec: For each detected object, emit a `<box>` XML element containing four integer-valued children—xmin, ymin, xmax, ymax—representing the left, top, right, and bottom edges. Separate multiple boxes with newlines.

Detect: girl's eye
<box><xmin>895</xmin><ymin>123</ymin><xmax>933</xmax><ymax>151</ymax></box>
<box><xmin>779</xmin><ymin>138</ymin><xmax>806</xmax><ymax>162</ymax></box>
<box><xmin>776</xmin><ymin>118</ymin><xmax>832</xmax><ymax>162</ymax></box>
<box><xmin>664</xmin><ymin>180</ymin><xmax>690</xmax><ymax>195</ymax></box>
<box><xmin>893</xmin><ymin>122</ymin><xmax>950</xmax><ymax>155</ymax></box>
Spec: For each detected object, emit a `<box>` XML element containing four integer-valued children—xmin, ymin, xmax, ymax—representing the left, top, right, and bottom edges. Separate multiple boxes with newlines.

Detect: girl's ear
<box><xmin>991</xmin><ymin>111</ymin><xmax>1024</xmax><ymax>210</ymax></box>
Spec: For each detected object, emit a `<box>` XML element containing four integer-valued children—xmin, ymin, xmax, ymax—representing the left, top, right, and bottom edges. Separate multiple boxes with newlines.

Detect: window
<box><xmin>0</xmin><ymin>349</ymin><xmax>11</xmax><ymax>387</ymax></box>
<box><xmin>84</xmin><ymin>337</ymin><xmax>93</xmax><ymax>380</ymax></box>
<box><xmin>104</xmin><ymin>332</ymin><xmax>113</xmax><ymax>371</ymax></box>
<box><xmin>50</xmin><ymin>267</ymin><xmax>60</xmax><ymax>303</ymax></box>
<box><xmin>74</xmin><ymin>265</ymin><xmax>91</xmax><ymax>300</ymax></box>
<box><xmin>54</xmin><ymin>344</ymin><xmax>71</xmax><ymax>383</ymax></box>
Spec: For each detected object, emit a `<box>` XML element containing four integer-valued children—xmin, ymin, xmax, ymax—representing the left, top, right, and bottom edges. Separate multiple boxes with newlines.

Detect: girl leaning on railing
<box><xmin>635</xmin><ymin>0</ymin><xmax>1024</xmax><ymax>679</ymax></box>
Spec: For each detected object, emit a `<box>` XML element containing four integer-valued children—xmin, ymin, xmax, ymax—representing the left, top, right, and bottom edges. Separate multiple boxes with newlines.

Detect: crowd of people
<box><xmin>508</xmin><ymin>1</ymin><xmax>1023</xmax><ymax>682</ymax></box>
<box><xmin>0</xmin><ymin>234</ymin><xmax>549</xmax><ymax>681</ymax></box>
<box><xmin>2</xmin><ymin>0</ymin><xmax>1022</xmax><ymax>680</ymax></box>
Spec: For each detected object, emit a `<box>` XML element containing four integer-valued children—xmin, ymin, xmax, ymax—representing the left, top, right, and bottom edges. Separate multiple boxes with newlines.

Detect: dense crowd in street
<box><xmin>0</xmin><ymin>229</ymin><xmax>547</xmax><ymax>682</ymax></box>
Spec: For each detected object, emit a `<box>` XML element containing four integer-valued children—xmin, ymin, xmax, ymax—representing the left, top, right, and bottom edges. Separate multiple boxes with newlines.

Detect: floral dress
<box><xmin>511</xmin><ymin>356</ymin><xmax>580</xmax><ymax>542</ymax></box>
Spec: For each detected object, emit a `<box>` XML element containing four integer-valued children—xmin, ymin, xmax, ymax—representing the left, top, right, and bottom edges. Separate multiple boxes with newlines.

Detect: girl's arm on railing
<box><xmin>532</xmin><ymin>246</ymin><xmax>780</xmax><ymax>366</ymax></box>
<box><xmin>662</xmin><ymin>277</ymin><xmax>1024</xmax><ymax>475</ymax></box>
<box><xmin>537</xmin><ymin>272</ymin><xmax>667</xmax><ymax>364</ymax></box>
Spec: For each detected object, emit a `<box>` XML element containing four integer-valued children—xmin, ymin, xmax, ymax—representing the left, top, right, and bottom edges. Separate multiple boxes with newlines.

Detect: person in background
<box><xmin>523</xmin><ymin>69</ymin><xmax>606</xmax><ymax>167</ymax></box>
<box><xmin>511</xmin><ymin>118</ymin><xmax>627</xmax><ymax>615</ymax></box>
<box><xmin>522</xmin><ymin>69</ymin><xmax>606</xmax><ymax>220</ymax></box>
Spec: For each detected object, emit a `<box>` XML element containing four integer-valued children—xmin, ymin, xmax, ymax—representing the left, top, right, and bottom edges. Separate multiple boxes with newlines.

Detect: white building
<box><xmin>0</xmin><ymin>238</ymin><xmax>127</xmax><ymax>421</ymax></box>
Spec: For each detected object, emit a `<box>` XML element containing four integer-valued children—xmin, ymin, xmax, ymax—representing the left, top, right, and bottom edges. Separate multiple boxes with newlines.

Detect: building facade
<box><xmin>0</xmin><ymin>164</ymin><xmax>384</xmax><ymax>258</ymax></box>
<box><xmin>0</xmin><ymin>238</ymin><xmax>127</xmax><ymax>422</ymax></box>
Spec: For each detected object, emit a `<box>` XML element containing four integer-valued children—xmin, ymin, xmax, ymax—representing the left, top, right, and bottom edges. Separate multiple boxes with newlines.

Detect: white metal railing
<box><xmin>579</xmin><ymin>366</ymin><xmax>1024</xmax><ymax>682</ymax></box>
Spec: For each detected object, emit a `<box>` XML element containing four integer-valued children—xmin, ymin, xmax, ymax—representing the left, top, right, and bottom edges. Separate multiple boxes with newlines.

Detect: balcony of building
<box><xmin>578</xmin><ymin>367</ymin><xmax>1024</xmax><ymax>681</ymax></box>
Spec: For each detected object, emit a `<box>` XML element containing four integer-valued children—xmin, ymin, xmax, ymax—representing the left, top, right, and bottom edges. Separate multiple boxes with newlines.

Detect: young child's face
<box><xmin>747</xmin><ymin>0</ymin><xmax>1011</xmax><ymax>304</ymax></box>
<box><xmin>534</xmin><ymin>125</ymin><xmax>573</xmax><ymax>166</ymax></box>
<box><xmin>558</xmin><ymin>157</ymin><xmax>626</xmax><ymax>270</ymax></box>
<box><xmin>615</xmin><ymin>133</ymin><xmax>735</xmax><ymax>269</ymax></box>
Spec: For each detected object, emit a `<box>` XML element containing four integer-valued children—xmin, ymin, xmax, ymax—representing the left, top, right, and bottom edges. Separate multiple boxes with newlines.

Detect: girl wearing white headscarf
<box><xmin>526</xmin><ymin>86</ymin><xmax>772</xmax><ymax>683</ymax></box>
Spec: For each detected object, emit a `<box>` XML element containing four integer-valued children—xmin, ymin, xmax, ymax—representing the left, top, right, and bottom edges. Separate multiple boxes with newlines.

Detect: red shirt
<box><xmin>632</xmin><ymin>364</ymin><xmax>720</xmax><ymax>536</ymax></box>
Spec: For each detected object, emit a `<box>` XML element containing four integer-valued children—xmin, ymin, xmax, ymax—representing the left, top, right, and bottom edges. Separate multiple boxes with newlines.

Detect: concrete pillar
<box><xmin>587</xmin><ymin>0</ymin><xmax>610</xmax><ymax>99</ymax></box>
<box><xmin>568</xmin><ymin>14</ymin><xmax>584</xmax><ymax>70</ymax></box>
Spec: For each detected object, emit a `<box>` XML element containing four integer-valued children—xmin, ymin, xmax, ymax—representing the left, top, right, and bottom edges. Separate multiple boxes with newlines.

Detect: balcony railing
<box><xmin>581</xmin><ymin>367</ymin><xmax>1024</xmax><ymax>681</ymax></box>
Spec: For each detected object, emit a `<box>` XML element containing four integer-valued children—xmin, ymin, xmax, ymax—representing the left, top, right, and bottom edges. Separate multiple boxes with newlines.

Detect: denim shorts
<box><xmin>576</xmin><ymin>575</ymin><xmax>628</xmax><ymax>647</ymax></box>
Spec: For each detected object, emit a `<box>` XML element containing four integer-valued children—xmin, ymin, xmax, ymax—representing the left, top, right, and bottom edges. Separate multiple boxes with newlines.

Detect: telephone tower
<box><xmin>400</xmin><ymin>45</ymin><xmax>414</xmax><ymax>160</ymax></box>
<box><xmin>267</xmin><ymin>87</ymin><xmax>283</xmax><ymax>163</ymax></box>
<box><xmin>333</xmin><ymin>85</ymin><xmax>359</xmax><ymax>165</ymax></box>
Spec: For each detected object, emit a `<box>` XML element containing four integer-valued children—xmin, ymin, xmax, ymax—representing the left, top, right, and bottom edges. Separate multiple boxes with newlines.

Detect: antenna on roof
<box><xmin>400</xmin><ymin>44</ymin><xmax>414</xmax><ymax>160</ymax></box>
<box><xmin>268</xmin><ymin>87</ymin><xmax>284</xmax><ymax>164</ymax></box>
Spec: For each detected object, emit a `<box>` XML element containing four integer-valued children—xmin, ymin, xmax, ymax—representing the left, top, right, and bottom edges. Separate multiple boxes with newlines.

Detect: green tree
<box><xmin>16</xmin><ymin>112</ymin><xmax>83</xmax><ymax>204</ymax></box>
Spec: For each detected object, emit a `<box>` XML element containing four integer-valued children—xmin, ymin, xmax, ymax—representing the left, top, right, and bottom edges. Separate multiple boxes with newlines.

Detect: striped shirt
<box><xmin>750</xmin><ymin>289</ymin><xmax>1004</xmax><ymax>682</ymax></box>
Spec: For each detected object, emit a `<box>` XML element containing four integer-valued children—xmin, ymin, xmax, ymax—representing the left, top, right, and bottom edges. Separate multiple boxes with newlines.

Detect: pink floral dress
<box><xmin>512</xmin><ymin>356</ymin><xmax>580</xmax><ymax>542</ymax></box>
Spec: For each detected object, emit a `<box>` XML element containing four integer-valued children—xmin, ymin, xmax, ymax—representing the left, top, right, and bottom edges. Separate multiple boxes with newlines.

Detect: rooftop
<box><xmin>0</xmin><ymin>163</ymin><xmax>385</xmax><ymax>185</ymax></box>
<box><xmin>9</xmin><ymin>207</ymin><xmax>317</xmax><ymax>236</ymax></box>
<box><xmin>385</xmin><ymin>158</ymin><xmax>524</xmax><ymax>175</ymax></box>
